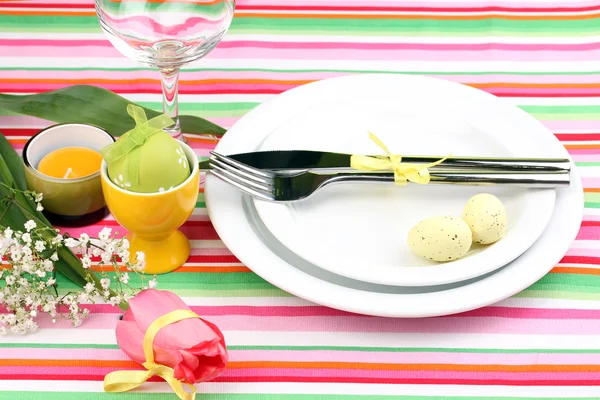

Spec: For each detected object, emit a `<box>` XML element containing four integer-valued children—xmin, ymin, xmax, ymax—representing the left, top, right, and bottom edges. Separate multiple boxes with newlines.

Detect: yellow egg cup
<box><xmin>100</xmin><ymin>142</ymin><xmax>200</xmax><ymax>275</ymax></box>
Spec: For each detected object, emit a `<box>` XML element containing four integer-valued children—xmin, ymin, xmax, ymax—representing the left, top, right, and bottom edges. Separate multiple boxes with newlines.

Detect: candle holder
<box><xmin>23</xmin><ymin>123</ymin><xmax>115</xmax><ymax>227</ymax></box>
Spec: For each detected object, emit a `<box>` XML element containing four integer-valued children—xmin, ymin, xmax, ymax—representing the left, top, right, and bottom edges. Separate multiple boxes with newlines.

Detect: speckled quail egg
<box><xmin>407</xmin><ymin>216</ymin><xmax>473</xmax><ymax>262</ymax></box>
<box><xmin>462</xmin><ymin>193</ymin><xmax>507</xmax><ymax>244</ymax></box>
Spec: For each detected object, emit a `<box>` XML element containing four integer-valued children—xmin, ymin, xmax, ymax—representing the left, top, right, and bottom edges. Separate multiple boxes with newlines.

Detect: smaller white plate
<box><xmin>253</xmin><ymin>75</ymin><xmax>556</xmax><ymax>286</ymax></box>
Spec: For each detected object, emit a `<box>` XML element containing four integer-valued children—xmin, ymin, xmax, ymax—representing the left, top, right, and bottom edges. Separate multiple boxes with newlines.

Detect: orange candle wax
<box><xmin>37</xmin><ymin>147</ymin><xmax>103</xmax><ymax>179</ymax></box>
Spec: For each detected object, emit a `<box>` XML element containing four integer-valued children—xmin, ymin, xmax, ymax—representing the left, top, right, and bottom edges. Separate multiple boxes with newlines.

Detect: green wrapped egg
<box><xmin>101</xmin><ymin>105</ymin><xmax>193</xmax><ymax>193</ymax></box>
<box><xmin>107</xmin><ymin>131</ymin><xmax>190</xmax><ymax>193</ymax></box>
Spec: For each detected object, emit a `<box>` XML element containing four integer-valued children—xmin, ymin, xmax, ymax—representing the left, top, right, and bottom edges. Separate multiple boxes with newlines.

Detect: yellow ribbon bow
<box><xmin>104</xmin><ymin>309</ymin><xmax>201</xmax><ymax>400</ymax></box>
<box><xmin>100</xmin><ymin>104</ymin><xmax>174</xmax><ymax>186</ymax></box>
<box><xmin>350</xmin><ymin>132</ymin><xmax>450</xmax><ymax>185</ymax></box>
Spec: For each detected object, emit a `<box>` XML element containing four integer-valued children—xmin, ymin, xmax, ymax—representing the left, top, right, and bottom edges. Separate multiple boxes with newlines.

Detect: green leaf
<box><xmin>0</xmin><ymin>130</ymin><xmax>92</xmax><ymax>289</ymax></box>
<box><xmin>0</xmin><ymin>85</ymin><xmax>226</xmax><ymax>137</ymax></box>
<box><xmin>0</xmin><ymin>133</ymin><xmax>27</xmax><ymax>191</ymax></box>
<box><xmin>54</xmin><ymin>247</ymin><xmax>89</xmax><ymax>288</ymax></box>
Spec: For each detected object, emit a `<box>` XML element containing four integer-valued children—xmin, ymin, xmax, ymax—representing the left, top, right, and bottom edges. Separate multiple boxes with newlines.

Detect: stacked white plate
<box><xmin>205</xmin><ymin>74</ymin><xmax>584</xmax><ymax>318</ymax></box>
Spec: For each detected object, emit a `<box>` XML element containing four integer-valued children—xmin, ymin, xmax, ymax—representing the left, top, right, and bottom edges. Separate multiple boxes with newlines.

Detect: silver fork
<box><xmin>208</xmin><ymin>151</ymin><xmax>571</xmax><ymax>202</ymax></box>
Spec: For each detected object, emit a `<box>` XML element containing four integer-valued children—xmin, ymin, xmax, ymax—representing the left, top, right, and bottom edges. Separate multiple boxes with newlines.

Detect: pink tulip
<box><xmin>116</xmin><ymin>289</ymin><xmax>228</xmax><ymax>384</ymax></box>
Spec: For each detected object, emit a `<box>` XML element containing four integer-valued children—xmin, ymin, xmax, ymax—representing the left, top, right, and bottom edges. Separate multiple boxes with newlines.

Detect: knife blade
<box><xmin>199</xmin><ymin>150</ymin><xmax>351</xmax><ymax>171</ymax></box>
<box><xmin>199</xmin><ymin>150</ymin><xmax>571</xmax><ymax>172</ymax></box>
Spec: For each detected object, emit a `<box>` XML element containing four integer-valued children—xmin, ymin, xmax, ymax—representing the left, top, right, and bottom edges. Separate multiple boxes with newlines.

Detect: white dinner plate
<box><xmin>252</xmin><ymin>74</ymin><xmax>556</xmax><ymax>286</ymax></box>
<box><xmin>205</xmin><ymin>74</ymin><xmax>583</xmax><ymax>318</ymax></box>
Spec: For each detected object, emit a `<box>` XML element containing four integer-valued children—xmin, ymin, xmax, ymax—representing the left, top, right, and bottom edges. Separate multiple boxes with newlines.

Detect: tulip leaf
<box><xmin>0</xmin><ymin>85</ymin><xmax>226</xmax><ymax>137</ymax></box>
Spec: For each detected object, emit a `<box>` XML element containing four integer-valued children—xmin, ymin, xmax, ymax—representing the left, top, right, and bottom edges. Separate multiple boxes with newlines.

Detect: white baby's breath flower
<box><xmin>43</xmin><ymin>301</ymin><xmax>57</xmax><ymax>315</ymax></box>
<box><xmin>35</xmin><ymin>193</ymin><xmax>43</xmax><ymax>203</ymax></box>
<box><xmin>51</xmin><ymin>234</ymin><xmax>63</xmax><ymax>245</ymax></box>
<box><xmin>34</xmin><ymin>240</ymin><xmax>45</xmax><ymax>253</ymax></box>
<box><xmin>20</xmin><ymin>262</ymin><xmax>32</xmax><ymax>274</ymax></box>
<box><xmin>119</xmin><ymin>273</ymin><xmax>129</xmax><ymax>285</ymax></box>
<box><xmin>134</xmin><ymin>251</ymin><xmax>145</xmax><ymax>271</ymax></box>
<box><xmin>36</xmin><ymin>203</ymin><xmax>44</xmax><ymax>212</ymax></box>
<box><xmin>101</xmin><ymin>249</ymin><xmax>113</xmax><ymax>265</ymax></box>
<box><xmin>0</xmin><ymin>203</ymin><xmax>157</xmax><ymax>336</ymax></box>
<box><xmin>148</xmin><ymin>278</ymin><xmax>157</xmax><ymax>289</ymax></box>
<box><xmin>40</xmin><ymin>260</ymin><xmax>54</xmax><ymax>272</ymax></box>
<box><xmin>98</xmin><ymin>227</ymin><xmax>112</xmax><ymax>242</ymax></box>
<box><xmin>108</xmin><ymin>296</ymin><xmax>121</xmax><ymax>306</ymax></box>
<box><xmin>81</xmin><ymin>255</ymin><xmax>92</xmax><ymax>269</ymax></box>
<box><xmin>0</xmin><ymin>237</ymin><xmax>10</xmax><ymax>254</ymax></box>
<box><xmin>79</xmin><ymin>233</ymin><xmax>90</xmax><ymax>245</ymax></box>
<box><xmin>77</xmin><ymin>292</ymin><xmax>89</xmax><ymax>303</ymax></box>
<box><xmin>84</xmin><ymin>282</ymin><xmax>95</xmax><ymax>293</ymax></box>
<box><xmin>120</xmin><ymin>250</ymin><xmax>130</xmax><ymax>264</ymax></box>
<box><xmin>20</xmin><ymin>233</ymin><xmax>31</xmax><ymax>244</ymax></box>
<box><xmin>120</xmin><ymin>238</ymin><xmax>130</xmax><ymax>250</ymax></box>
<box><xmin>9</xmin><ymin>293</ymin><xmax>20</xmax><ymax>305</ymax></box>
<box><xmin>43</xmin><ymin>259</ymin><xmax>53</xmax><ymax>272</ymax></box>
<box><xmin>64</xmin><ymin>238</ymin><xmax>79</xmax><ymax>248</ymax></box>
<box><xmin>24</xmin><ymin>220</ymin><xmax>36</xmax><ymax>232</ymax></box>
<box><xmin>21</xmin><ymin>246</ymin><xmax>32</xmax><ymax>257</ymax></box>
<box><xmin>10</xmin><ymin>250</ymin><xmax>22</xmax><ymax>263</ymax></box>
<box><xmin>25</xmin><ymin>319</ymin><xmax>38</xmax><ymax>333</ymax></box>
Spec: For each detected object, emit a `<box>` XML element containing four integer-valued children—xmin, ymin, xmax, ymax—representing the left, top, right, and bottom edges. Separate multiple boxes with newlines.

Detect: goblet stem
<box><xmin>159</xmin><ymin>67</ymin><xmax>184</xmax><ymax>142</ymax></box>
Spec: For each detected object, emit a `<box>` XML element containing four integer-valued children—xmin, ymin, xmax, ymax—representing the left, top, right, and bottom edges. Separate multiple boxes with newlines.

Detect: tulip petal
<box><xmin>128</xmin><ymin>289</ymin><xmax>190</xmax><ymax>333</ymax></box>
<box><xmin>174</xmin><ymin>359</ymin><xmax>197</xmax><ymax>384</ymax></box>
<box><xmin>115</xmin><ymin>320</ymin><xmax>146</xmax><ymax>364</ymax></box>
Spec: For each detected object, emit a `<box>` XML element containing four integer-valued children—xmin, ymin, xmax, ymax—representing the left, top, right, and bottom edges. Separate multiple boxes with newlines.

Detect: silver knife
<box><xmin>198</xmin><ymin>150</ymin><xmax>571</xmax><ymax>172</ymax></box>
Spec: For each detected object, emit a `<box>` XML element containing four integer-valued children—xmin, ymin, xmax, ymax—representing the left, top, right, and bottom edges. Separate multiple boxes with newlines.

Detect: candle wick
<box><xmin>63</xmin><ymin>168</ymin><xmax>73</xmax><ymax>179</ymax></box>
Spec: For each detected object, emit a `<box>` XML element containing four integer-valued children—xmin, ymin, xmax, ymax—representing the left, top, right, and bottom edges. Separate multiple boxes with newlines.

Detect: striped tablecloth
<box><xmin>2</xmin><ymin>0</ymin><xmax>600</xmax><ymax>399</ymax></box>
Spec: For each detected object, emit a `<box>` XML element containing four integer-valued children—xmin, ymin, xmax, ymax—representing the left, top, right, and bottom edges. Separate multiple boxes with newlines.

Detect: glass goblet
<box><xmin>95</xmin><ymin>0</ymin><xmax>235</xmax><ymax>141</ymax></box>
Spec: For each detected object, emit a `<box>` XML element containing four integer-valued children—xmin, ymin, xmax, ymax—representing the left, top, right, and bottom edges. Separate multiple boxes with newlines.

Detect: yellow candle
<box><xmin>37</xmin><ymin>147</ymin><xmax>103</xmax><ymax>179</ymax></box>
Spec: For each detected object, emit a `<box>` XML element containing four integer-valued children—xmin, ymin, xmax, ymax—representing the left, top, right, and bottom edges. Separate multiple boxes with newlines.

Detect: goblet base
<box><xmin>128</xmin><ymin>230</ymin><xmax>190</xmax><ymax>275</ymax></box>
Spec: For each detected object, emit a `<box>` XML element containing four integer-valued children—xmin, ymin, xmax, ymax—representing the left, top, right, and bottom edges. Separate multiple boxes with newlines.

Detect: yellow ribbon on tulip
<box><xmin>350</xmin><ymin>132</ymin><xmax>450</xmax><ymax>185</ymax></box>
<box><xmin>104</xmin><ymin>309</ymin><xmax>201</xmax><ymax>400</ymax></box>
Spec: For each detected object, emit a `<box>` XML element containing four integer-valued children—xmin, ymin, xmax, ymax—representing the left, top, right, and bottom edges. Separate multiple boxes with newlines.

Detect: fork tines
<box><xmin>209</xmin><ymin>151</ymin><xmax>276</xmax><ymax>201</ymax></box>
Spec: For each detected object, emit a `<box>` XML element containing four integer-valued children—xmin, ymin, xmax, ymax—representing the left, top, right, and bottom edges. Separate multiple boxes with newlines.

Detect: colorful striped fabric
<box><xmin>2</xmin><ymin>0</ymin><xmax>600</xmax><ymax>398</ymax></box>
